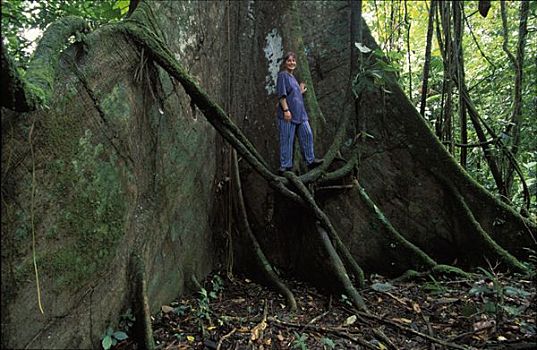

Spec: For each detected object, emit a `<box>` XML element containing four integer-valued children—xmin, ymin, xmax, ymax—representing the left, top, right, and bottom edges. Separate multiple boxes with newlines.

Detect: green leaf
<box><xmin>112</xmin><ymin>330</ymin><xmax>128</xmax><ymax>341</ymax></box>
<box><xmin>469</xmin><ymin>284</ymin><xmax>494</xmax><ymax>296</ymax></box>
<box><xmin>321</xmin><ymin>337</ymin><xmax>336</xmax><ymax>349</ymax></box>
<box><xmin>371</xmin><ymin>282</ymin><xmax>394</xmax><ymax>292</ymax></box>
<box><xmin>102</xmin><ymin>335</ymin><xmax>113</xmax><ymax>350</ymax></box>
<box><xmin>483</xmin><ymin>301</ymin><xmax>497</xmax><ymax>314</ymax></box>
<box><xmin>500</xmin><ymin>304</ymin><xmax>522</xmax><ymax>316</ymax></box>
<box><xmin>114</xmin><ymin>0</ymin><xmax>131</xmax><ymax>15</ymax></box>
<box><xmin>503</xmin><ymin>286</ymin><xmax>531</xmax><ymax>297</ymax></box>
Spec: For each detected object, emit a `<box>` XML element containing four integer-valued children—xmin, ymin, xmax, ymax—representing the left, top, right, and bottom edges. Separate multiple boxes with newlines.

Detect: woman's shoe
<box><xmin>307</xmin><ymin>158</ymin><xmax>324</xmax><ymax>170</ymax></box>
<box><xmin>278</xmin><ymin>167</ymin><xmax>293</xmax><ymax>175</ymax></box>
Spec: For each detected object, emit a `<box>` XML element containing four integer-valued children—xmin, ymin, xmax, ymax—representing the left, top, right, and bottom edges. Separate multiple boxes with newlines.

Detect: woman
<box><xmin>276</xmin><ymin>51</ymin><xmax>323</xmax><ymax>174</ymax></box>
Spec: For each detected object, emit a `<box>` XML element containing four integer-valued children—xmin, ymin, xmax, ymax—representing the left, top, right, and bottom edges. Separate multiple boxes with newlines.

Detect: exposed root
<box><xmin>431</xmin><ymin>264</ymin><xmax>471</xmax><ymax>278</ymax></box>
<box><xmin>319</xmin><ymin>150</ymin><xmax>359</xmax><ymax>184</ymax></box>
<box><xmin>285</xmin><ymin>172</ymin><xmax>365</xmax><ymax>287</ymax></box>
<box><xmin>1</xmin><ymin>16</ymin><xmax>89</xmax><ymax>111</ymax></box>
<box><xmin>121</xmin><ymin>19</ymin><xmax>308</xmax><ymax>204</ymax></box>
<box><xmin>394</xmin><ymin>265</ymin><xmax>471</xmax><ymax>283</ymax></box>
<box><xmin>354</xmin><ymin>311</ymin><xmax>471</xmax><ymax>350</ymax></box>
<box><xmin>355</xmin><ymin>181</ymin><xmax>438</xmax><ymax>269</ymax></box>
<box><xmin>231</xmin><ymin>151</ymin><xmax>297</xmax><ymax>312</ymax></box>
<box><xmin>437</xmin><ymin>174</ymin><xmax>529</xmax><ymax>274</ymax></box>
<box><xmin>356</xmin><ymin>182</ymin><xmax>475</xmax><ymax>279</ymax></box>
<box><xmin>130</xmin><ymin>254</ymin><xmax>155</xmax><ymax>350</ymax></box>
<box><xmin>316</xmin><ymin>225</ymin><xmax>368</xmax><ymax>311</ymax></box>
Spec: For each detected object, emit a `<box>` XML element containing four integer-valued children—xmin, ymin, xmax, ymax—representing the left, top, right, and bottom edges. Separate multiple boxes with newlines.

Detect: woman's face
<box><xmin>284</xmin><ymin>56</ymin><xmax>297</xmax><ymax>72</ymax></box>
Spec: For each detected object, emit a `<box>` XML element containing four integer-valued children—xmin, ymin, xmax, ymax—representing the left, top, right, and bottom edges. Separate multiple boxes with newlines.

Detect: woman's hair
<box><xmin>283</xmin><ymin>51</ymin><xmax>296</xmax><ymax>61</ymax></box>
<box><xmin>281</xmin><ymin>51</ymin><xmax>297</xmax><ymax>69</ymax></box>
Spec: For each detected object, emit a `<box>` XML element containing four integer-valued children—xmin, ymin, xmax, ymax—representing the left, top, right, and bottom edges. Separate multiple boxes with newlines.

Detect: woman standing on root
<box><xmin>276</xmin><ymin>51</ymin><xmax>323</xmax><ymax>175</ymax></box>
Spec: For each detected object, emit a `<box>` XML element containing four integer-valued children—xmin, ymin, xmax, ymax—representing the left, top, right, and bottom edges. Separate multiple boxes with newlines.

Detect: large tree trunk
<box><xmin>1</xmin><ymin>1</ymin><xmax>535</xmax><ymax>349</ymax></box>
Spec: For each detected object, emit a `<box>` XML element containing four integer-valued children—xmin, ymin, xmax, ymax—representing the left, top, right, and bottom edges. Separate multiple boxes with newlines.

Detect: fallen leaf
<box><xmin>344</xmin><ymin>315</ymin><xmax>357</xmax><ymax>326</ymax></box>
<box><xmin>473</xmin><ymin>319</ymin><xmax>496</xmax><ymax>332</ymax></box>
<box><xmin>250</xmin><ymin>320</ymin><xmax>267</xmax><ymax>341</ymax></box>
<box><xmin>277</xmin><ymin>333</ymin><xmax>284</xmax><ymax>341</ymax></box>
<box><xmin>187</xmin><ymin>335</ymin><xmax>195</xmax><ymax>342</ymax></box>
<box><xmin>161</xmin><ymin>305</ymin><xmax>174</xmax><ymax>313</ymax></box>
<box><xmin>371</xmin><ymin>282</ymin><xmax>394</xmax><ymax>292</ymax></box>
<box><xmin>412</xmin><ymin>303</ymin><xmax>421</xmax><ymax>314</ymax></box>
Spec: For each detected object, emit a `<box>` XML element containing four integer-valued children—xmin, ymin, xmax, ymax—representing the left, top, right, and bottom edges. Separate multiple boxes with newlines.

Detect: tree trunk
<box><xmin>419</xmin><ymin>0</ymin><xmax>435</xmax><ymax>117</ymax></box>
<box><xmin>501</xmin><ymin>0</ymin><xmax>530</xmax><ymax>199</ymax></box>
<box><xmin>1</xmin><ymin>1</ymin><xmax>535</xmax><ymax>349</ymax></box>
<box><xmin>453</xmin><ymin>0</ymin><xmax>467</xmax><ymax>169</ymax></box>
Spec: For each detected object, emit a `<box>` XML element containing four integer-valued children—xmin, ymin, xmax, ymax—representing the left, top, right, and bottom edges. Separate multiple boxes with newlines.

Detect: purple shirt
<box><xmin>276</xmin><ymin>71</ymin><xmax>308</xmax><ymax>124</ymax></box>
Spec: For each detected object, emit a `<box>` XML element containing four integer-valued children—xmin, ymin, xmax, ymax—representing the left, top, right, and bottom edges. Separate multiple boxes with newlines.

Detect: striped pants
<box><xmin>278</xmin><ymin>119</ymin><xmax>315</xmax><ymax>169</ymax></box>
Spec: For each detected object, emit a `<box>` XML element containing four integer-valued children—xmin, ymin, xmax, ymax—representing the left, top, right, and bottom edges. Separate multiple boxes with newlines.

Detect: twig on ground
<box><xmin>372</xmin><ymin>327</ymin><xmax>398</xmax><ymax>350</ymax></box>
<box><xmin>300</xmin><ymin>311</ymin><xmax>330</xmax><ymax>333</ymax></box>
<box><xmin>355</xmin><ymin>311</ymin><xmax>471</xmax><ymax>350</ymax></box>
<box><xmin>268</xmin><ymin>316</ymin><xmax>379</xmax><ymax>350</ymax></box>
<box><xmin>216</xmin><ymin>328</ymin><xmax>236</xmax><ymax>350</ymax></box>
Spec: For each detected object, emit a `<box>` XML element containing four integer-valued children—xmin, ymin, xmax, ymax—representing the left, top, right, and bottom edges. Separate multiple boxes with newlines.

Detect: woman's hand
<box><xmin>284</xmin><ymin>110</ymin><xmax>292</xmax><ymax>122</ymax></box>
<box><xmin>300</xmin><ymin>82</ymin><xmax>307</xmax><ymax>94</ymax></box>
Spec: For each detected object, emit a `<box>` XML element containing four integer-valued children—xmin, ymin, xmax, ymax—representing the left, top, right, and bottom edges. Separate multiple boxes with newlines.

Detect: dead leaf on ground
<box><xmin>412</xmin><ymin>303</ymin><xmax>421</xmax><ymax>314</ymax></box>
<box><xmin>344</xmin><ymin>315</ymin><xmax>357</xmax><ymax>326</ymax></box>
<box><xmin>161</xmin><ymin>305</ymin><xmax>174</xmax><ymax>313</ymax></box>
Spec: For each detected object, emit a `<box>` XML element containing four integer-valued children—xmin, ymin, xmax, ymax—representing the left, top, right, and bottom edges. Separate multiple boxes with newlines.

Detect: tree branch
<box><xmin>0</xmin><ymin>16</ymin><xmax>89</xmax><ymax>112</ymax></box>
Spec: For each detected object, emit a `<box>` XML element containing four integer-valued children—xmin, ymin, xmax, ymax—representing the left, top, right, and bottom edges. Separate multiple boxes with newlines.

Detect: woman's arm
<box><xmin>279</xmin><ymin>97</ymin><xmax>292</xmax><ymax>121</ymax></box>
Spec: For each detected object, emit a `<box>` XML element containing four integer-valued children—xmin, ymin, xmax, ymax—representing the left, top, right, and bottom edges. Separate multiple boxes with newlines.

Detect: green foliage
<box><xmin>320</xmin><ymin>336</ymin><xmax>336</xmax><ymax>349</ymax></box>
<box><xmin>101</xmin><ymin>309</ymin><xmax>133</xmax><ymax>349</ymax></box>
<box><xmin>362</xmin><ymin>0</ymin><xmax>536</xmax><ymax>215</ymax></box>
<box><xmin>352</xmin><ymin>44</ymin><xmax>399</xmax><ymax>97</ymax></box>
<box><xmin>101</xmin><ymin>326</ymin><xmax>128</xmax><ymax>350</ymax></box>
<box><xmin>195</xmin><ymin>275</ymin><xmax>224</xmax><ymax>322</ymax></box>
<box><xmin>421</xmin><ymin>275</ymin><xmax>448</xmax><ymax>295</ymax></box>
<box><xmin>196</xmin><ymin>287</ymin><xmax>211</xmax><ymax>321</ymax></box>
<box><xmin>340</xmin><ymin>294</ymin><xmax>353</xmax><ymax>307</ymax></box>
<box><xmin>371</xmin><ymin>282</ymin><xmax>394</xmax><ymax>292</ymax></box>
<box><xmin>468</xmin><ymin>267</ymin><xmax>531</xmax><ymax>318</ymax></box>
<box><xmin>292</xmin><ymin>332</ymin><xmax>309</xmax><ymax>350</ymax></box>
<box><xmin>209</xmin><ymin>274</ymin><xmax>224</xmax><ymax>299</ymax></box>
<box><xmin>2</xmin><ymin>0</ymin><xmax>127</xmax><ymax>65</ymax></box>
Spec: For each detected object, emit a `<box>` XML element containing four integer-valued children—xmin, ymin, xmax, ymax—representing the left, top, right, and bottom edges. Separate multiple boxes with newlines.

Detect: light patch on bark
<box><xmin>247</xmin><ymin>0</ymin><xmax>255</xmax><ymax>20</ymax></box>
<box><xmin>263</xmin><ymin>28</ymin><xmax>284</xmax><ymax>95</ymax></box>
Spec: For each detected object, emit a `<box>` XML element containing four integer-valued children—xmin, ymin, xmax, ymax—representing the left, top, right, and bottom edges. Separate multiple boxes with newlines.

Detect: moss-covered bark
<box><xmin>0</xmin><ymin>16</ymin><xmax>89</xmax><ymax>111</ymax></box>
<box><xmin>1</xmin><ymin>1</ymin><xmax>535</xmax><ymax>349</ymax></box>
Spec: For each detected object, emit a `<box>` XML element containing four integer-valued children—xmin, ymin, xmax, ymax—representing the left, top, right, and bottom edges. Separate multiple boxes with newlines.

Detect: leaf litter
<box><xmin>114</xmin><ymin>271</ymin><xmax>536</xmax><ymax>349</ymax></box>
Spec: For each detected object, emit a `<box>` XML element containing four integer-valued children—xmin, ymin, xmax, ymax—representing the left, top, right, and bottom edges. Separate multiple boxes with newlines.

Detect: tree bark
<box><xmin>1</xmin><ymin>1</ymin><xmax>535</xmax><ymax>349</ymax></box>
<box><xmin>419</xmin><ymin>0</ymin><xmax>436</xmax><ymax>118</ymax></box>
<box><xmin>501</xmin><ymin>0</ymin><xmax>530</xmax><ymax>199</ymax></box>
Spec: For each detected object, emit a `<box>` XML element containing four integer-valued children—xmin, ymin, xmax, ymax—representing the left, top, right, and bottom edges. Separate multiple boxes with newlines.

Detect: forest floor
<box><xmin>121</xmin><ymin>270</ymin><xmax>535</xmax><ymax>350</ymax></box>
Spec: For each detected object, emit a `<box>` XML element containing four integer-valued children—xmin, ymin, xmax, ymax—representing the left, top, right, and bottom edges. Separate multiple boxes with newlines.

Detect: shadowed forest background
<box><xmin>1</xmin><ymin>0</ymin><xmax>536</xmax><ymax>349</ymax></box>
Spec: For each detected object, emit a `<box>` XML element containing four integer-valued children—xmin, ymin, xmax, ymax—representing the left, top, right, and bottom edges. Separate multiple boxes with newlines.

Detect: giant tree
<box><xmin>1</xmin><ymin>1</ymin><xmax>535</xmax><ymax>349</ymax></box>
